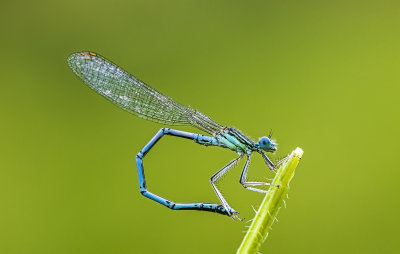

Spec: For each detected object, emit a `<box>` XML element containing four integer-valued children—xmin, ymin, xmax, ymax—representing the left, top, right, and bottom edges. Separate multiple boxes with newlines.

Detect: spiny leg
<box><xmin>136</xmin><ymin>128</ymin><xmax>236</xmax><ymax>217</ymax></box>
<box><xmin>260</xmin><ymin>150</ymin><xmax>289</xmax><ymax>171</ymax></box>
<box><xmin>275</xmin><ymin>155</ymin><xmax>290</xmax><ymax>167</ymax></box>
<box><xmin>239</xmin><ymin>153</ymin><xmax>274</xmax><ymax>194</ymax></box>
<box><xmin>210</xmin><ymin>153</ymin><xmax>243</xmax><ymax>219</ymax></box>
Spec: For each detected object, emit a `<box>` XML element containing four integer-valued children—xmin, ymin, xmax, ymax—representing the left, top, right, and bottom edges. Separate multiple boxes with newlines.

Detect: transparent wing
<box><xmin>67</xmin><ymin>51</ymin><xmax>223</xmax><ymax>135</ymax></box>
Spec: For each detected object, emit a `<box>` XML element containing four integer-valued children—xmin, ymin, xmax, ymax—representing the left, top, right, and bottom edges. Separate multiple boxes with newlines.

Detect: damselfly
<box><xmin>67</xmin><ymin>51</ymin><xmax>285</xmax><ymax>220</ymax></box>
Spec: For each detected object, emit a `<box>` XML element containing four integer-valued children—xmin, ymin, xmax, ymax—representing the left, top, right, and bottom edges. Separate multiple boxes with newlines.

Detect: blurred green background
<box><xmin>1</xmin><ymin>0</ymin><xmax>399</xmax><ymax>253</ymax></box>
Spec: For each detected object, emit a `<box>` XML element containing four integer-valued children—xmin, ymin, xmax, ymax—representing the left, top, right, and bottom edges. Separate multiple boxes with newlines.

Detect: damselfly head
<box><xmin>258</xmin><ymin>136</ymin><xmax>277</xmax><ymax>153</ymax></box>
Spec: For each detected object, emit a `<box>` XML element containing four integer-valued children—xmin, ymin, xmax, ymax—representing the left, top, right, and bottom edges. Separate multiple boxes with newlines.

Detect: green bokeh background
<box><xmin>1</xmin><ymin>1</ymin><xmax>399</xmax><ymax>253</ymax></box>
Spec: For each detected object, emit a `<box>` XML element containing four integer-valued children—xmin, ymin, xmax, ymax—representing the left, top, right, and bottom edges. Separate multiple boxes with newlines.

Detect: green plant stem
<box><xmin>237</xmin><ymin>147</ymin><xmax>304</xmax><ymax>254</ymax></box>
